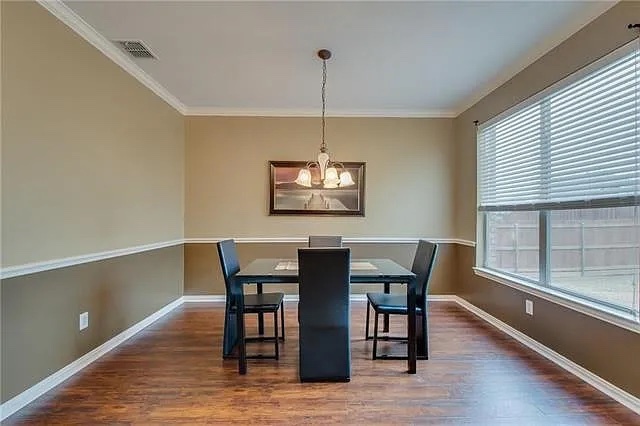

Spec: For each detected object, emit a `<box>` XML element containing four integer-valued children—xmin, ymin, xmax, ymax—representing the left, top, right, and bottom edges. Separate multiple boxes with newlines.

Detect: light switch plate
<box><xmin>79</xmin><ymin>312</ymin><xmax>89</xmax><ymax>330</ymax></box>
<box><xmin>525</xmin><ymin>300</ymin><xmax>534</xmax><ymax>316</ymax></box>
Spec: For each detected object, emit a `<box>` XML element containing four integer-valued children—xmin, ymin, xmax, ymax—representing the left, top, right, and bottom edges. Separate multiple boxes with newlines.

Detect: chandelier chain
<box><xmin>321</xmin><ymin>58</ymin><xmax>327</xmax><ymax>152</ymax></box>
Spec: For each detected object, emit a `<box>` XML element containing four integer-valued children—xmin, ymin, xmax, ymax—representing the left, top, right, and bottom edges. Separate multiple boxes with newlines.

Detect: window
<box><xmin>478</xmin><ymin>40</ymin><xmax>640</xmax><ymax>320</ymax></box>
<box><xmin>485</xmin><ymin>211</ymin><xmax>539</xmax><ymax>281</ymax></box>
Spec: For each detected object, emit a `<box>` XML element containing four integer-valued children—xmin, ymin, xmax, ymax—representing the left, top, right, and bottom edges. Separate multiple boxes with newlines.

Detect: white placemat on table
<box><xmin>275</xmin><ymin>261</ymin><xmax>298</xmax><ymax>270</ymax></box>
<box><xmin>274</xmin><ymin>261</ymin><xmax>377</xmax><ymax>271</ymax></box>
<box><xmin>350</xmin><ymin>261</ymin><xmax>377</xmax><ymax>270</ymax></box>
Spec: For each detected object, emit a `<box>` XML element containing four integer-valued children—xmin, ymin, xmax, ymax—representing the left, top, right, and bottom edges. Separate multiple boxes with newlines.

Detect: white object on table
<box><xmin>274</xmin><ymin>261</ymin><xmax>377</xmax><ymax>271</ymax></box>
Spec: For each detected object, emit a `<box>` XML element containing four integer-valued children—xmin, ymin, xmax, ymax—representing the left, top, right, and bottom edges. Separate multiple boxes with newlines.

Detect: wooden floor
<box><xmin>5</xmin><ymin>301</ymin><xmax>639</xmax><ymax>425</ymax></box>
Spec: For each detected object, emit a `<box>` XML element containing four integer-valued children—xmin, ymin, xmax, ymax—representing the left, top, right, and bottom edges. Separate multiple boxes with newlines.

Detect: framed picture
<box><xmin>269</xmin><ymin>161</ymin><xmax>365</xmax><ymax>216</ymax></box>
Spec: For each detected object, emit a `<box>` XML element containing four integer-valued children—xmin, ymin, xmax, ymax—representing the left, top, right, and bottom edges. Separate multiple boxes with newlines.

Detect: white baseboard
<box><xmin>182</xmin><ymin>295</ymin><xmax>226</xmax><ymax>303</ymax></box>
<box><xmin>0</xmin><ymin>297</ymin><xmax>183</xmax><ymax>421</ymax></box>
<box><xmin>181</xmin><ymin>294</ymin><xmax>459</xmax><ymax>303</ymax></box>
<box><xmin>427</xmin><ymin>294</ymin><xmax>458</xmax><ymax>302</ymax></box>
<box><xmin>453</xmin><ymin>296</ymin><xmax>640</xmax><ymax>416</ymax></box>
<box><xmin>182</xmin><ymin>294</ymin><xmax>300</xmax><ymax>302</ymax></box>
<box><xmin>2</xmin><ymin>294</ymin><xmax>637</xmax><ymax>420</ymax></box>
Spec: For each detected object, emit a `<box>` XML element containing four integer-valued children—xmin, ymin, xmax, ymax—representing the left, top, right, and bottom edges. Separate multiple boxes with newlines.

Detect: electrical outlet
<box><xmin>525</xmin><ymin>300</ymin><xmax>534</xmax><ymax>316</ymax></box>
<box><xmin>79</xmin><ymin>312</ymin><xmax>89</xmax><ymax>331</ymax></box>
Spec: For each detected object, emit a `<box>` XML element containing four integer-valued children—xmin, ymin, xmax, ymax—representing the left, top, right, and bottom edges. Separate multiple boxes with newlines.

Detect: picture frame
<box><xmin>269</xmin><ymin>161</ymin><xmax>365</xmax><ymax>216</ymax></box>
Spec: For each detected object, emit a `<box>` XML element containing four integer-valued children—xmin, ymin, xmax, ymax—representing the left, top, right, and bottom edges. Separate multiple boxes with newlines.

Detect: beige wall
<box><xmin>1</xmin><ymin>1</ymin><xmax>185</xmax><ymax>267</ymax></box>
<box><xmin>453</xmin><ymin>1</ymin><xmax>640</xmax><ymax>398</ymax></box>
<box><xmin>454</xmin><ymin>1</ymin><xmax>639</xmax><ymax>242</ymax></box>
<box><xmin>1</xmin><ymin>245</ymin><xmax>184</xmax><ymax>403</ymax></box>
<box><xmin>1</xmin><ymin>1</ymin><xmax>185</xmax><ymax>404</ymax></box>
<box><xmin>457</xmin><ymin>245</ymin><xmax>640</xmax><ymax>398</ymax></box>
<box><xmin>0</xmin><ymin>0</ymin><xmax>4</xmax><ymax>406</ymax></box>
<box><xmin>186</xmin><ymin>116</ymin><xmax>454</xmax><ymax>239</ymax></box>
<box><xmin>184</xmin><ymin>242</ymin><xmax>456</xmax><ymax>296</ymax></box>
<box><xmin>3</xmin><ymin>0</ymin><xmax>636</xmax><ymax>409</ymax></box>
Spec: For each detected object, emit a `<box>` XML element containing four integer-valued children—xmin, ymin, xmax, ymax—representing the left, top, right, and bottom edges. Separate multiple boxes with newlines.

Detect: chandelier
<box><xmin>295</xmin><ymin>49</ymin><xmax>355</xmax><ymax>189</ymax></box>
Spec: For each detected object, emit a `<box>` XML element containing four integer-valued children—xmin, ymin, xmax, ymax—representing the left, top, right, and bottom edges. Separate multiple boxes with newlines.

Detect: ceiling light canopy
<box><xmin>295</xmin><ymin>49</ymin><xmax>354</xmax><ymax>189</ymax></box>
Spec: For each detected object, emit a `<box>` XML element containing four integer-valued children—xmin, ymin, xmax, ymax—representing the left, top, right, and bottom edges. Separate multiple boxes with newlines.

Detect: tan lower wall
<box><xmin>4</xmin><ymin>243</ymin><xmax>638</xmax><ymax>405</ymax></box>
<box><xmin>0</xmin><ymin>245</ymin><xmax>184</xmax><ymax>403</ymax></box>
<box><xmin>184</xmin><ymin>242</ymin><xmax>456</xmax><ymax>296</ymax></box>
<box><xmin>457</xmin><ymin>245</ymin><xmax>640</xmax><ymax>398</ymax></box>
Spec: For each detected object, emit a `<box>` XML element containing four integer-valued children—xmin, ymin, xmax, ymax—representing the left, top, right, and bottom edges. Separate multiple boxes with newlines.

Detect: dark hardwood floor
<box><xmin>5</xmin><ymin>301</ymin><xmax>639</xmax><ymax>424</ymax></box>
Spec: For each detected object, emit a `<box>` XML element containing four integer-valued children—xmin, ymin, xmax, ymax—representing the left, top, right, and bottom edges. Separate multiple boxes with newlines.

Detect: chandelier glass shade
<box><xmin>295</xmin><ymin>49</ymin><xmax>354</xmax><ymax>189</ymax></box>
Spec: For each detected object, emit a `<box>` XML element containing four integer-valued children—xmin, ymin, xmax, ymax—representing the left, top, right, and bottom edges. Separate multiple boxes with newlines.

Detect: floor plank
<box><xmin>5</xmin><ymin>301</ymin><xmax>639</xmax><ymax>424</ymax></box>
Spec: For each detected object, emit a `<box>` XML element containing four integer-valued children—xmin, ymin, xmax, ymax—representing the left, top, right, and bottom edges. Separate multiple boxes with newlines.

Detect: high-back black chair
<box><xmin>298</xmin><ymin>248</ymin><xmax>351</xmax><ymax>382</ymax></box>
<box><xmin>365</xmin><ymin>240</ymin><xmax>438</xmax><ymax>360</ymax></box>
<box><xmin>308</xmin><ymin>235</ymin><xmax>343</xmax><ymax>247</ymax></box>
<box><xmin>217</xmin><ymin>239</ymin><xmax>285</xmax><ymax>360</ymax></box>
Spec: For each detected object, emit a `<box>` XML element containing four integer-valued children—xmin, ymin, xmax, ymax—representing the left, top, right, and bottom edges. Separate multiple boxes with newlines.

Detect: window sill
<box><xmin>473</xmin><ymin>267</ymin><xmax>640</xmax><ymax>335</ymax></box>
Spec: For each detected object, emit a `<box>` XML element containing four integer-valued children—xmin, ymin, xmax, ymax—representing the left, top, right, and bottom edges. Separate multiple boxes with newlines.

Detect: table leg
<box><xmin>407</xmin><ymin>277</ymin><xmax>416</xmax><ymax>374</ymax></box>
<box><xmin>383</xmin><ymin>282</ymin><xmax>390</xmax><ymax>332</ymax></box>
<box><xmin>237</xmin><ymin>280</ymin><xmax>247</xmax><ymax>375</ymax></box>
<box><xmin>257</xmin><ymin>283</ymin><xmax>264</xmax><ymax>336</ymax></box>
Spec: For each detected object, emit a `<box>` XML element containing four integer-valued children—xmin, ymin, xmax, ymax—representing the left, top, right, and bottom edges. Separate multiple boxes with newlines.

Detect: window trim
<box><xmin>480</xmin><ymin>208</ymin><xmax>639</xmax><ymax>321</ymax></box>
<box><xmin>474</xmin><ymin>267</ymin><xmax>640</xmax><ymax>334</ymax></box>
<box><xmin>478</xmin><ymin>195</ymin><xmax>639</xmax><ymax>212</ymax></box>
<box><xmin>476</xmin><ymin>38</ymin><xmax>640</xmax><ymax>326</ymax></box>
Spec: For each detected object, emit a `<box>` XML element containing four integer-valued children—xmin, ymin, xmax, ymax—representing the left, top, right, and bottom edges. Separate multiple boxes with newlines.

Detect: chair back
<box><xmin>308</xmin><ymin>235</ymin><xmax>343</xmax><ymax>248</ymax></box>
<box><xmin>411</xmin><ymin>240</ymin><xmax>439</xmax><ymax>308</ymax></box>
<box><xmin>216</xmin><ymin>239</ymin><xmax>241</xmax><ymax>298</ymax></box>
<box><xmin>297</xmin><ymin>247</ymin><xmax>351</xmax><ymax>381</ymax></box>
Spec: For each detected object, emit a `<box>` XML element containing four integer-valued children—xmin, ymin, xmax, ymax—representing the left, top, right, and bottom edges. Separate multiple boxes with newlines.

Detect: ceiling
<box><xmin>59</xmin><ymin>0</ymin><xmax>615</xmax><ymax>116</ymax></box>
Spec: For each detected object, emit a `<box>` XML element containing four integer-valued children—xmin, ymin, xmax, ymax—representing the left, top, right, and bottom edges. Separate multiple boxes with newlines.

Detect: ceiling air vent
<box><xmin>115</xmin><ymin>40</ymin><xmax>156</xmax><ymax>59</ymax></box>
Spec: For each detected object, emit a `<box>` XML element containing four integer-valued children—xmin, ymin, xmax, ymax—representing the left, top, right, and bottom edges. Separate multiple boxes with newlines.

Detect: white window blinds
<box><xmin>478</xmin><ymin>41</ymin><xmax>639</xmax><ymax>211</ymax></box>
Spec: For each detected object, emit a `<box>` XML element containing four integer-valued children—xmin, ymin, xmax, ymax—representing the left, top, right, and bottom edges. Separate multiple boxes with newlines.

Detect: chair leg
<box><xmin>365</xmin><ymin>301</ymin><xmax>371</xmax><ymax>340</ymax></box>
<box><xmin>423</xmin><ymin>309</ymin><xmax>429</xmax><ymax>360</ymax></box>
<box><xmin>372</xmin><ymin>311</ymin><xmax>379</xmax><ymax>360</ymax></box>
<box><xmin>383</xmin><ymin>282</ymin><xmax>390</xmax><ymax>333</ymax></box>
<box><xmin>274</xmin><ymin>311</ymin><xmax>279</xmax><ymax>360</ymax></box>
<box><xmin>280</xmin><ymin>301</ymin><xmax>285</xmax><ymax>341</ymax></box>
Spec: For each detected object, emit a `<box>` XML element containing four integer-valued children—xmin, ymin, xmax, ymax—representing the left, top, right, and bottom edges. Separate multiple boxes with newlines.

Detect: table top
<box><xmin>235</xmin><ymin>258</ymin><xmax>415</xmax><ymax>284</ymax></box>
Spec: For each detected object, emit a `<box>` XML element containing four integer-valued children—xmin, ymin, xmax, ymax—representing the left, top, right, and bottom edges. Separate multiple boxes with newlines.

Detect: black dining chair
<box><xmin>298</xmin><ymin>247</ymin><xmax>351</xmax><ymax>382</ymax></box>
<box><xmin>217</xmin><ymin>239</ymin><xmax>285</xmax><ymax>360</ymax></box>
<box><xmin>308</xmin><ymin>235</ymin><xmax>343</xmax><ymax>247</ymax></box>
<box><xmin>365</xmin><ymin>240</ymin><xmax>438</xmax><ymax>360</ymax></box>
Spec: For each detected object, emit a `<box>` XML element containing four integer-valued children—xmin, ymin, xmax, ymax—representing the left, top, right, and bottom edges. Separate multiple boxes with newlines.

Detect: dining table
<box><xmin>232</xmin><ymin>258</ymin><xmax>420</xmax><ymax>375</ymax></box>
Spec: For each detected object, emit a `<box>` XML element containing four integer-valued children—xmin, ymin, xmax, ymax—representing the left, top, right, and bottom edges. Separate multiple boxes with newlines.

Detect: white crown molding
<box><xmin>34</xmin><ymin>1</ymin><xmax>616</xmax><ymax>121</ymax></box>
<box><xmin>0</xmin><ymin>240</ymin><xmax>183</xmax><ymax>280</ymax></box>
<box><xmin>34</xmin><ymin>0</ymin><xmax>455</xmax><ymax>120</ymax></box>
<box><xmin>0</xmin><ymin>297</ymin><xmax>183</xmax><ymax>421</ymax></box>
<box><xmin>454</xmin><ymin>296</ymin><xmax>640</xmax><ymax>416</ymax></box>
<box><xmin>36</xmin><ymin>0</ymin><xmax>187</xmax><ymax>114</ymax></box>
<box><xmin>186</xmin><ymin>107</ymin><xmax>457</xmax><ymax>118</ymax></box>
